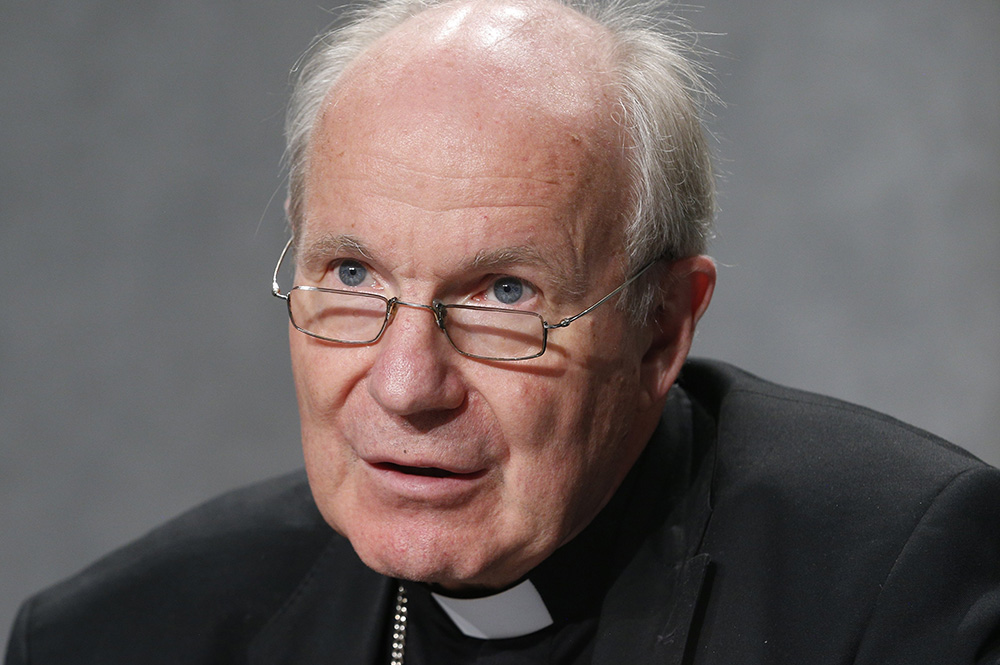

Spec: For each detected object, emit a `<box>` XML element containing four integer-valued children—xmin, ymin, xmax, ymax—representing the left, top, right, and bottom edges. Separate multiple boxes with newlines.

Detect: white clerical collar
<box><xmin>431</xmin><ymin>579</ymin><xmax>554</xmax><ymax>639</ymax></box>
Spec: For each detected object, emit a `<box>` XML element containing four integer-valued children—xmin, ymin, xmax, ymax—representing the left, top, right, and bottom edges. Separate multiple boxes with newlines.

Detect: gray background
<box><xmin>2</xmin><ymin>0</ymin><xmax>997</xmax><ymax>645</ymax></box>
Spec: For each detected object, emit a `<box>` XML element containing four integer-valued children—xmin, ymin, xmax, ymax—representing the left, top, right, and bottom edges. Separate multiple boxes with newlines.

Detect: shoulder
<box><xmin>678</xmin><ymin>357</ymin><xmax>994</xmax><ymax>538</ymax></box>
<box><xmin>678</xmin><ymin>357</ymin><xmax>987</xmax><ymax>496</ymax></box>
<box><xmin>677</xmin><ymin>359</ymin><xmax>1000</xmax><ymax>663</ymax></box>
<box><xmin>7</xmin><ymin>471</ymin><xmax>344</xmax><ymax>664</ymax></box>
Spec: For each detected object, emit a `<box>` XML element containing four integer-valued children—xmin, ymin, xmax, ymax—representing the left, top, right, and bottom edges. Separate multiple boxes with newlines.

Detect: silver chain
<box><xmin>390</xmin><ymin>584</ymin><xmax>408</xmax><ymax>665</ymax></box>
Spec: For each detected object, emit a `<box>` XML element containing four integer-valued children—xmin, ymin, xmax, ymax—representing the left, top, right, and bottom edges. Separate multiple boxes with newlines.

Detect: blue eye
<box><xmin>338</xmin><ymin>260</ymin><xmax>367</xmax><ymax>287</ymax></box>
<box><xmin>492</xmin><ymin>277</ymin><xmax>524</xmax><ymax>304</ymax></box>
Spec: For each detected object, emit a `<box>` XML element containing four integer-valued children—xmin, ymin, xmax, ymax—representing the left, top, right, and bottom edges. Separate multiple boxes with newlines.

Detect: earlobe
<box><xmin>636</xmin><ymin>255</ymin><xmax>716</xmax><ymax>412</ymax></box>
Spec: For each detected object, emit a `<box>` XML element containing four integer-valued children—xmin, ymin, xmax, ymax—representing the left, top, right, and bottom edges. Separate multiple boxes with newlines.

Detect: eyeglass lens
<box><xmin>287</xmin><ymin>288</ymin><xmax>546</xmax><ymax>360</ymax></box>
<box><xmin>289</xmin><ymin>289</ymin><xmax>388</xmax><ymax>343</ymax></box>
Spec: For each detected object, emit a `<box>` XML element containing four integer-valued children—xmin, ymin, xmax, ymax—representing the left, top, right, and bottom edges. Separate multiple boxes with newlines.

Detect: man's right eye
<box><xmin>337</xmin><ymin>260</ymin><xmax>368</xmax><ymax>287</ymax></box>
<box><xmin>483</xmin><ymin>276</ymin><xmax>536</xmax><ymax>307</ymax></box>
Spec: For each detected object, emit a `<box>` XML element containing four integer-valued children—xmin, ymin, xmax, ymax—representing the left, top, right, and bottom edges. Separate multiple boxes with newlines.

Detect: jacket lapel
<box><xmin>593</xmin><ymin>552</ymin><xmax>711</xmax><ymax>665</ymax></box>
<box><xmin>593</xmin><ymin>385</ymin><xmax>717</xmax><ymax>664</ymax></box>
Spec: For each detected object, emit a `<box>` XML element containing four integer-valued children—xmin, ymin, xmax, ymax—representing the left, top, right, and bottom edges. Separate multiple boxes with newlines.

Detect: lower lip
<box><xmin>364</xmin><ymin>462</ymin><xmax>488</xmax><ymax>503</ymax></box>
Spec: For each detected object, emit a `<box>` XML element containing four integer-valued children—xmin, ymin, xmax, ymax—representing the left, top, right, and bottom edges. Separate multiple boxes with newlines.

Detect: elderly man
<box><xmin>7</xmin><ymin>0</ymin><xmax>999</xmax><ymax>663</ymax></box>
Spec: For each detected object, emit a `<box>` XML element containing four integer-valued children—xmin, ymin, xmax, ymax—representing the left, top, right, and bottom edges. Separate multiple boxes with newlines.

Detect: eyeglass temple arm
<box><xmin>544</xmin><ymin>259</ymin><xmax>658</xmax><ymax>330</ymax></box>
<box><xmin>272</xmin><ymin>237</ymin><xmax>295</xmax><ymax>299</ymax></box>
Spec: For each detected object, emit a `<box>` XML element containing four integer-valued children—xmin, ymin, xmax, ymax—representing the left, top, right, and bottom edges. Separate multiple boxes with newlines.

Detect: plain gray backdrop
<box><xmin>2</xmin><ymin>0</ymin><xmax>998</xmax><ymax>646</ymax></box>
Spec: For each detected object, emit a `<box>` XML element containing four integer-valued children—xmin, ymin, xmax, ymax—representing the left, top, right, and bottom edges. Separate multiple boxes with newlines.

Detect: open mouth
<box><xmin>373</xmin><ymin>462</ymin><xmax>483</xmax><ymax>479</ymax></box>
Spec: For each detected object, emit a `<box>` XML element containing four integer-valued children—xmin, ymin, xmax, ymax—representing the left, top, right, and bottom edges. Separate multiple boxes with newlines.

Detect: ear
<box><xmin>636</xmin><ymin>255</ymin><xmax>716</xmax><ymax>412</ymax></box>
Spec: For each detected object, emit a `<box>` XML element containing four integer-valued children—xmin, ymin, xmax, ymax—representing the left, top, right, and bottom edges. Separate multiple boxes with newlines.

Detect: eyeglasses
<box><xmin>271</xmin><ymin>238</ymin><xmax>656</xmax><ymax>361</ymax></box>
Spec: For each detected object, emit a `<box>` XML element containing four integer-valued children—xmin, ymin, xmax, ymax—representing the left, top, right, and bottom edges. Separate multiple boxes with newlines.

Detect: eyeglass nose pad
<box><xmin>430</xmin><ymin>300</ymin><xmax>448</xmax><ymax>331</ymax></box>
<box><xmin>385</xmin><ymin>297</ymin><xmax>401</xmax><ymax>326</ymax></box>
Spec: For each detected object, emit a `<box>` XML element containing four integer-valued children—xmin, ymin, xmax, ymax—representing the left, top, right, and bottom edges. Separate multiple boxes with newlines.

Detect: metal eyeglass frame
<box><xmin>271</xmin><ymin>237</ymin><xmax>657</xmax><ymax>361</ymax></box>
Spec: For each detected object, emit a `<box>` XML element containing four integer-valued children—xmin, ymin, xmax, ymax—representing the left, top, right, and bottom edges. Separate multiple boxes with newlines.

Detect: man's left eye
<box><xmin>485</xmin><ymin>277</ymin><xmax>534</xmax><ymax>305</ymax></box>
<box><xmin>337</xmin><ymin>260</ymin><xmax>368</xmax><ymax>287</ymax></box>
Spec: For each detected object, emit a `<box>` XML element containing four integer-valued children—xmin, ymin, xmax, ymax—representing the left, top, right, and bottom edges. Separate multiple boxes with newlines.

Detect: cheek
<box><xmin>482</xmin><ymin>329</ymin><xmax>642</xmax><ymax>450</ymax></box>
<box><xmin>289</xmin><ymin>330</ymin><xmax>371</xmax><ymax>419</ymax></box>
<box><xmin>291</xmin><ymin>334</ymin><xmax>370</xmax><ymax>535</ymax></box>
<box><xmin>490</xmin><ymin>365</ymin><xmax>639</xmax><ymax>517</ymax></box>
<box><xmin>471</xmin><ymin>365</ymin><xmax>589</xmax><ymax>461</ymax></box>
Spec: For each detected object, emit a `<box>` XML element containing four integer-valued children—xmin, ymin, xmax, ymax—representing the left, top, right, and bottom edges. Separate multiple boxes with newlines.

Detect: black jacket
<box><xmin>7</xmin><ymin>359</ymin><xmax>1000</xmax><ymax>664</ymax></box>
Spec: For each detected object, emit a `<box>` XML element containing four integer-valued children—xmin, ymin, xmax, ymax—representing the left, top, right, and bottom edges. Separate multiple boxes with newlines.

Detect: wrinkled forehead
<box><xmin>311</xmin><ymin>0</ymin><xmax>627</xmax><ymax>177</ymax></box>
<box><xmin>300</xmin><ymin>0</ymin><xmax>631</xmax><ymax>276</ymax></box>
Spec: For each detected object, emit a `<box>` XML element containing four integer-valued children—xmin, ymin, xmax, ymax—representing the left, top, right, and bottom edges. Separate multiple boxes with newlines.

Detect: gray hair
<box><xmin>285</xmin><ymin>0</ymin><xmax>715</xmax><ymax>321</ymax></box>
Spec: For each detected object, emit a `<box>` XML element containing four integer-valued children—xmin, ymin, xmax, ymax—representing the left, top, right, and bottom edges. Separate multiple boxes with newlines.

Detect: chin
<box><xmin>354</xmin><ymin>536</ymin><xmax>480</xmax><ymax>588</ymax></box>
<box><xmin>345</xmin><ymin>514</ymin><xmax>545</xmax><ymax>592</ymax></box>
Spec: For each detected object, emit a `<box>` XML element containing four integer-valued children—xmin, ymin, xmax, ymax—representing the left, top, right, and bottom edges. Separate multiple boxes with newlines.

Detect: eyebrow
<box><xmin>468</xmin><ymin>246</ymin><xmax>587</xmax><ymax>302</ymax></box>
<box><xmin>296</xmin><ymin>233</ymin><xmax>373</xmax><ymax>272</ymax></box>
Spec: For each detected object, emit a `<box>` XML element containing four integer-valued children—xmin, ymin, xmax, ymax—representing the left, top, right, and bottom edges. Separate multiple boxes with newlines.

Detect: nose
<box><xmin>367</xmin><ymin>301</ymin><xmax>467</xmax><ymax>417</ymax></box>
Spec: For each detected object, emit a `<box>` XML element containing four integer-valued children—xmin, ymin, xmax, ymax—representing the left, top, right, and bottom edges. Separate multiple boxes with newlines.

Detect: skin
<box><xmin>290</xmin><ymin>0</ymin><xmax>716</xmax><ymax>592</ymax></box>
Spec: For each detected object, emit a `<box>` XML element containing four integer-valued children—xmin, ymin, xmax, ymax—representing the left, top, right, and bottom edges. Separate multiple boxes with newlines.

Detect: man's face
<box><xmin>290</xmin><ymin>4</ymin><xmax>665</xmax><ymax>590</ymax></box>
